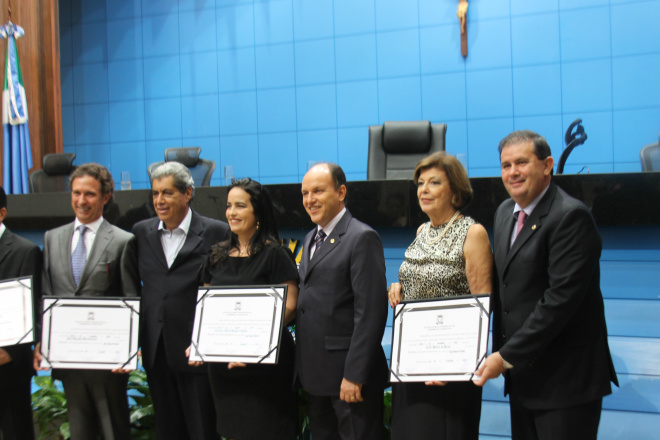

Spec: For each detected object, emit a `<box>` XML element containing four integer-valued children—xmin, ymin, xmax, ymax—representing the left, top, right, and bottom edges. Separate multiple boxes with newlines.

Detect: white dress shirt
<box><xmin>71</xmin><ymin>216</ymin><xmax>104</xmax><ymax>261</ymax></box>
<box><xmin>309</xmin><ymin>207</ymin><xmax>346</xmax><ymax>260</ymax></box>
<box><xmin>159</xmin><ymin>208</ymin><xmax>192</xmax><ymax>268</ymax></box>
<box><xmin>509</xmin><ymin>183</ymin><xmax>550</xmax><ymax>247</ymax></box>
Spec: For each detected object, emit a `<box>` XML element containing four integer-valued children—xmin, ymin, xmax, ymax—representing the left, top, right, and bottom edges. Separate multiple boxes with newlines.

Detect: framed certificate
<box><xmin>189</xmin><ymin>285</ymin><xmax>288</xmax><ymax>364</ymax></box>
<box><xmin>40</xmin><ymin>297</ymin><xmax>140</xmax><ymax>370</ymax></box>
<box><xmin>390</xmin><ymin>294</ymin><xmax>490</xmax><ymax>382</ymax></box>
<box><xmin>0</xmin><ymin>276</ymin><xmax>35</xmax><ymax>347</ymax></box>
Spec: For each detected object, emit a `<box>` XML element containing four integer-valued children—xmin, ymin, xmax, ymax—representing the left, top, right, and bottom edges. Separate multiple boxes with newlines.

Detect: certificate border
<box><xmin>40</xmin><ymin>296</ymin><xmax>140</xmax><ymax>370</ymax></box>
<box><xmin>189</xmin><ymin>284</ymin><xmax>288</xmax><ymax>364</ymax></box>
<box><xmin>390</xmin><ymin>294</ymin><xmax>490</xmax><ymax>383</ymax></box>
<box><xmin>0</xmin><ymin>276</ymin><xmax>34</xmax><ymax>347</ymax></box>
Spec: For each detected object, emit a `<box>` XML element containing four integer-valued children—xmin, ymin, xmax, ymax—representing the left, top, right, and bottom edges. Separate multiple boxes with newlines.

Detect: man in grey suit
<box><xmin>133</xmin><ymin>162</ymin><xmax>228</xmax><ymax>440</ymax></box>
<box><xmin>296</xmin><ymin>163</ymin><xmax>389</xmax><ymax>440</ymax></box>
<box><xmin>0</xmin><ymin>186</ymin><xmax>42</xmax><ymax>440</ymax></box>
<box><xmin>474</xmin><ymin>131</ymin><xmax>617</xmax><ymax>440</ymax></box>
<box><xmin>34</xmin><ymin>163</ymin><xmax>140</xmax><ymax>440</ymax></box>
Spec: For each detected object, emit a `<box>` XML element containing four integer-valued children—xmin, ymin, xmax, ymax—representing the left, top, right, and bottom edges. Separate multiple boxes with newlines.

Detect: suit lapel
<box><xmin>298</xmin><ymin>230</ymin><xmax>314</xmax><ymax>281</ymax></box>
<box><xmin>503</xmin><ymin>183</ymin><xmax>557</xmax><ymax>271</ymax></box>
<box><xmin>170</xmin><ymin>210</ymin><xmax>203</xmax><ymax>270</ymax></box>
<box><xmin>494</xmin><ymin>203</ymin><xmax>514</xmax><ymax>270</ymax></box>
<box><xmin>145</xmin><ymin>219</ymin><xmax>168</xmax><ymax>269</ymax></box>
<box><xmin>78</xmin><ymin>220</ymin><xmax>113</xmax><ymax>290</ymax></box>
<box><xmin>58</xmin><ymin>223</ymin><xmax>76</xmax><ymax>288</ymax></box>
<box><xmin>0</xmin><ymin>230</ymin><xmax>13</xmax><ymax>267</ymax></box>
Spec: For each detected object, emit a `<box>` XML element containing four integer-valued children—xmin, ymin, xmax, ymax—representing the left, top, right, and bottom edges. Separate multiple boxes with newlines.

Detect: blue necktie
<box><xmin>72</xmin><ymin>225</ymin><xmax>87</xmax><ymax>286</ymax></box>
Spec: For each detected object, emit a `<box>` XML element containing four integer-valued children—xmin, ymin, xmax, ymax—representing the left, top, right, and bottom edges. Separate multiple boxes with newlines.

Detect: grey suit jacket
<box><xmin>295</xmin><ymin>210</ymin><xmax>389</xmax><ymax>396</ymax></box>
<box><xmin>42</xmin><ymin>219</ymin><xmax>140</xmax><ymax>299</ymax></box>
<box><xmin>42</xmin><ymin>219</ymin><xmax>140</xmax><ymax>380</ymax></box>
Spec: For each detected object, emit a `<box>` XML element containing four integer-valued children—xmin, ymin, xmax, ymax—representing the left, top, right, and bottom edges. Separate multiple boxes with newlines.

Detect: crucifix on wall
<box><xmin>457</xmin><ymin>0</ymin><xmax>468</xmax><ymax>57</ymax></box>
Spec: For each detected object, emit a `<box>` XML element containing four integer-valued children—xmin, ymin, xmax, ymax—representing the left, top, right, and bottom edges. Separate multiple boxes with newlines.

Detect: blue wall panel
<box><xmin>378</xmin><ymin>77</ymin><xmax>422</xmax><ymax>121</ymax></box>
<box><xmin>612</xmin><ymin>54</ymin><xmax>660</xmax><ymax>110</ymax></box>
<box><xmin>60</xmin><ymin>0</ymin><xmax>660</xmax><ymax>185</ymax></box>
<box><xmin>108</xmin><ymin>59</ymin><xmax>144</xmax><ymax>101</ymax></box>
<box><xmin>253</xmin><ymin>0</ymin><xmax>294</xmax><ymax>45</ymax></box>
<box><xmin>559</xmin><ymin>6</ymin><xmax>611</xmax><ymax>62</ymax></box>
<box><xmin>217</xmin><ymin>47</ymin><xmax>256</xmax><ymax>93</ymax></box>
<box><xmin>419</xmin><ymin>24</ymin><xmax>464</xmax><ymax>75</ymax></box>
<box><xmin>610</xmin><ymin>1</ymin><xmax>660</xmax><ymax>57</ymax></box>
<box><xmin>256</xmin><ymin>88</ymin><xmax>296</xmax><ymax>133</ymax></box>
<box><xmin>292</xmin><ymin>0</ymin><xmax>334</xmax><ymax>41</ymax></box>
<box><xmin>511</xmin><ymin>13</ymin><xmax>560</xmax><ymax>66</ymax></box>
<box><xmin>219</xmin><ymin>91</ymin><xmax>258</xmax><ymax>136</ymax></box>
<box><xmin>107</xmin><ymin>19</ymin><xmax>143</xmax><ymax>60</ymax></box>
<box><xmin>109</xmin><ymin>101</ymin><xmax>146</xmax><ymax>142</ymax></box>
<box><xmin>421</xmin><ymin>72</ymin><xmax>467</xmax><ymax>122</ymax></box>
<box><xmin>180</xmin><ymin>53</ymin><xmax>219</xmax><ymax>96</ymax></box>
<box><xmin>216</xmin><ymin>4</ymin><xmax>255</xmax><ymax>50</ymax></box>
<box><xmin>294</xmin><ymin>39</ymin><xmax>336</xmax><ymax>86</ymax></box>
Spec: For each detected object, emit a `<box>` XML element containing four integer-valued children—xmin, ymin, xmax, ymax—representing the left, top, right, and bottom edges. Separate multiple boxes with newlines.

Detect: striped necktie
<box><xmin>314</xmin><ymin>229</ymin><xmax>326</xmax><ymax>253</ymax></box>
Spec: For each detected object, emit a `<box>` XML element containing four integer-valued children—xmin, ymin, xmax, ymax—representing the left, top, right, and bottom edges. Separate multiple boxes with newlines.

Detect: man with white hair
<box><xmin>133</xmin><ymin>162</ymin><xmax>229</xmax><ymax>440</ymax></box>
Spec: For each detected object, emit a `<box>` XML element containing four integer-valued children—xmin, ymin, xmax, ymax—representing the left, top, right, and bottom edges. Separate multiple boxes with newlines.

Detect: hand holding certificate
<box><xmin>390</xmin><ymin>294</ymin><xmax>490</xmax><ymax>383</ymax></box>
<box><xmin>39</xmin><ymin>297</ymin><xmax>140</xmax><ymax>370</ymax></box>
<box><xmin>189</xmin><ymin>285</ymin><xmax>288</xmax><ymax>364</ymax></box>
<box><xmin>0</xmin><ymin>277</ymin><xmax>35</xmax><ymax>348</ymax></box>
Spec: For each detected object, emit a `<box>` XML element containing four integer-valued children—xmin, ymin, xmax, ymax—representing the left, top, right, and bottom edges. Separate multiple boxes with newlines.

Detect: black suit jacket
<box><xmin>492</xmin><ymin>183</ymin><xmax>618</xmax><ymax>410</ymax></box>
<box><xmin>295</xmin><ymin>210</ymin><xmax>388</xmax><ymax>396</ymax></box>
<box><xmin>0</xmin><ymin>229</ymin><xmax>42</xmax><ymax>389</ymax></box>
<box><xmin>133</xmin><ymin>210</ymin><xmax>229</xmax><ymax>372</ymax></box>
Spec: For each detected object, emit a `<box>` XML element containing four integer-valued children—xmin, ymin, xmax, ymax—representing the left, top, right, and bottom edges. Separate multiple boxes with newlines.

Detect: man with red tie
<box><xmin>474</xmin><ymin>131</ymin><xmax>618</xmax><ymax>440</ymax></box>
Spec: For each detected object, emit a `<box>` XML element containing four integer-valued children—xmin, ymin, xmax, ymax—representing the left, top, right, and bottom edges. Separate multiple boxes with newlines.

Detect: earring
<box><xmin>256</xmin><ymin>221</ymin><xmax>260</xmax><ymax>231</ymax></box>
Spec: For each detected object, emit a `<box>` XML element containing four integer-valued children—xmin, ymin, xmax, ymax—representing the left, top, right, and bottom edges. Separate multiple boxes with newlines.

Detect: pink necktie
<box><xmin>515</xmin><ymin>211</ymin><xmax>527</xmax><ymax>239</ymax></box>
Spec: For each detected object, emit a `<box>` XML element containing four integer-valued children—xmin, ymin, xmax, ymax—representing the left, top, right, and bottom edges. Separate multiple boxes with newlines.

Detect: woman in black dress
<box><xmin>196</xmin><ymin>178</ymin><xmax>299</xmax><ymax>440</ymax></box>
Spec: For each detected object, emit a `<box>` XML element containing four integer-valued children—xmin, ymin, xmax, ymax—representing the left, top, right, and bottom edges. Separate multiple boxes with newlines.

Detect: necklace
<box><xmin>425</xmin><ymin>211</ymin><xmax>460</xmax><ymax>245</ymax></box>
<box><xmin>237</xmin><ymin>241</ymin><xmax>249</xmax><ymax>256</ymax></box>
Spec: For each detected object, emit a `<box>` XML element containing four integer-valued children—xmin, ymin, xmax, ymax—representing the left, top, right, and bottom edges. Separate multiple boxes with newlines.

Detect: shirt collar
<box><xmin>74</xmin><ymin>215</ymin><xmax>104</xmax><ymax>234</ymax></box>
<box><xmin>513</xmin><ymin>183</ymin><xmax>550</xmax><ymax>217</ymax></box>
<box><xmin>318</xmin><ymin>207</ymin><xmax>346</xmax><ymax>237</ymax></box>
<box><xmin>0</xmin><ymin>222</ymin><xmax>5</xmax><ymax>240</ymax></box>
<box><xmin>158</xmin><ymin>208</ymin><xmax>192</xmax><ymax>234</ymax></box>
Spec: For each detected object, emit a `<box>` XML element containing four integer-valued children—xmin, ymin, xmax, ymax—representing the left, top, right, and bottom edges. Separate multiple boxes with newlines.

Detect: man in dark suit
<box><xmin>34</xmin><ymin>163</ymin><xmax>140</xmax><ymax>440</ymax></box>
<box><xmin>474</xmin><ymin>131</ymin><xmax>618</xmax><ymax>440</ymax></box>
<box><xmin>133</xmin><ymin>162</ymin><xmax>228</xmax><ymax>440</ymax></box>
<box><xmin>0</xmin><ymin>186</ymin><xmax>41</xmax><ymax>440</ymax></box>
<box><xmin>296</xmin><ymin>163</ymin><xmax>388</xmax><ymax>440</ymax></box>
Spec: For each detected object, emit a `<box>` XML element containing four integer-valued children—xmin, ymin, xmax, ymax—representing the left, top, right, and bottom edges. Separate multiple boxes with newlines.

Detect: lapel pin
<box><xmin>330</xmin><ymin>239</ymin><xmax>335</xmax><ymax>244</ymax></box>
<box><xmin>532</xmin><ymin>224</ymin><xmax>537</xmax><ymax>230</ymax></box>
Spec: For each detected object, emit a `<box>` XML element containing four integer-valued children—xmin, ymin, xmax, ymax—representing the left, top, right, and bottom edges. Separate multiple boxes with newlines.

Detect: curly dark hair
<box><xmin>209</xmin><ymin>178</ymin><xmax>280</xmax><ymax>266</ymax></box>
<box><xmin>69</xmin><ymin>163</ymin><xmax>115</xmax><ymax>200</ymax></box>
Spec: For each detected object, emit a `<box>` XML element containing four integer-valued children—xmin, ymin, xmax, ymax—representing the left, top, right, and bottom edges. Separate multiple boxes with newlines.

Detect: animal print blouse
<box><xmin>399</xmin><ymin>216</ymin><xmax>475</xmax><ymax>300</ymax></box>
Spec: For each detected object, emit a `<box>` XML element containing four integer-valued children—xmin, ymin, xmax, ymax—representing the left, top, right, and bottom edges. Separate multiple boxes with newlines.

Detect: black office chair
<box><xmin>640</xmin><ymin>131</ymin><xmax>660</xmax><ymax>172</ymax></box>
<box><xmin>147</xmin><ymin>147</ymin><xmax>216</xmax><ymax>187</ymax></box>
<box><xmin>29</xmin><ymin>153</ymin><xmax>77</xmax><ymax>193</ymax></box>
<box><xmin>367</xmin><ymin>121</ymin><xmax>446</xmax><ymax>180</ymax></box>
